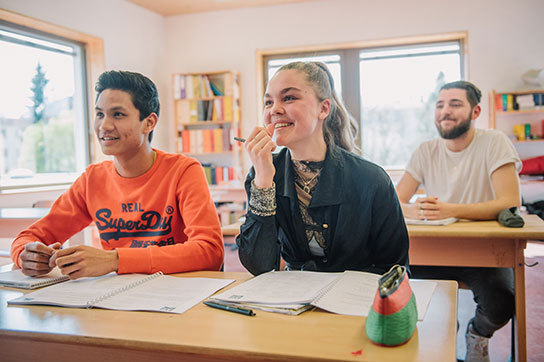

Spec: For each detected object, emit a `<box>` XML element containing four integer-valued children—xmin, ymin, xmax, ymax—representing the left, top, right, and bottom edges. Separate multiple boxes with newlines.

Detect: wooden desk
<box><xmin>408</xmin><ymin>214</ymin><xmax>544</xmax><ymax>362</ymax></box>
<box><xmin>0</xmin><ymin>271</ymin><xmax>457</xmax><ymax>362</ymax></box>
<box><xmin>221</xmin><ymin>216</ymin><xmax>544</xmax><ymax>361</ymax></box>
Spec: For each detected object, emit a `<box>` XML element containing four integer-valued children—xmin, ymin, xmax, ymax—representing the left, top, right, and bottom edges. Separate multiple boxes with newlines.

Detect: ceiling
<box><xmin>125</xmin><ymin>0</ymin><xmax>319</xmax><ymax>16</ymax></box>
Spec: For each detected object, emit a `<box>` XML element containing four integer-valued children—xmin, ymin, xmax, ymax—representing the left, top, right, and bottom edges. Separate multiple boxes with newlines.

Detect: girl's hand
<box><xmin>245</xmin><ymin>123</ymin><xmax>276</xmax><ymax>188</ymax></box>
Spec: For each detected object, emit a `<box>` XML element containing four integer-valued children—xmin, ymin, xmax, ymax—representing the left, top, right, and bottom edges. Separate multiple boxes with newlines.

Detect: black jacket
<box><xmin>236</xmin><ymin>145</ymin><xmax>409</xmax><ymax>276</ymax></box>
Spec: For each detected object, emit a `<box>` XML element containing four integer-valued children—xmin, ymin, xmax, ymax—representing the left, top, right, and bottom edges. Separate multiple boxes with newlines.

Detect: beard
<box><xmin>435</xmin><ymin>113</ymin><xmax>472</xmax><ymax>140</ymax></box>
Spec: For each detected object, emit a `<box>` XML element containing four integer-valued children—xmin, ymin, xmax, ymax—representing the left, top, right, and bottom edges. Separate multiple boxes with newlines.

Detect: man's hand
<box><xmin>413</xmin><ymin>196</ymin><xmax>456</xmax><ymax>220</ymax></box>
<box><xmin>20</xmin><ymin>241</ymin><xmax>62</xmax><ymax>276</ymax></box>
<box><xmin>49</xmin><ymin>245</ymin><xmax>119</xmax><ymax>280</ymax></box>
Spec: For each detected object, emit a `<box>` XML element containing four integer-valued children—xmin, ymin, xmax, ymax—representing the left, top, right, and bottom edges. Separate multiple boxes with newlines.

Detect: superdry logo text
<box><xmin>96</xmin><ymin>208</ymin><xmax>173</xmax><ymax>243</ymax></box>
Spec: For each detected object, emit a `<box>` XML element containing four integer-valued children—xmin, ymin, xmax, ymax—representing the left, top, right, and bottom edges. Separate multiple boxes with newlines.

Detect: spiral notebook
<box><xmin>210</xmin><ymin>270</ymin><xmax>436</xmax><ymax>320</ymax></box>
<box><xmin>8</xmin><ymin>272</ymin><xmax>234</xmax><ymax>314</ymax></box>
<box><xmin>0</xmin><ymin>268</ymin><xmax>69</xmax><ymax>289</ymax></box>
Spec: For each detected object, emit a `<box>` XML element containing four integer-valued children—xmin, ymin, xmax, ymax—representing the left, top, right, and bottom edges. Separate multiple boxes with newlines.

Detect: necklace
<box><xmin>299</xmin><ymin>171</ymin><xmax>321</xmax><ymax>193</ymax></box>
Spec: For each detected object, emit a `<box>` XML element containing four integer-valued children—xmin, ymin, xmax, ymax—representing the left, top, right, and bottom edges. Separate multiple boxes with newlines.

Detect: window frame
<box><xmin>0</xmin><ymin>9</ymin><xmax>105</xmax><ymax>193</ymax></box>
<box><xmin>257</xmin><ymin>32</ymin><xmax>468</xmax><ymax>165</ymax></box>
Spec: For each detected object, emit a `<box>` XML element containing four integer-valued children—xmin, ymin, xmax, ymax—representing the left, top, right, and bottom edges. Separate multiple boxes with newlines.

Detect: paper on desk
<box><xmin>405</xmin><ymin>217</ymin><xmax>458</xmax><ymax>226</ymax></box>
<box><xmin>312</xmin><ymin>271</ymin><xmax>436</xmax><ymax>321</ymax></box>
<box><xmin>211</xmin><ymin>270</ymin><xmax>437</xmax><ymax>321</ymax></box>
<box><xmin>211</xmin><ymin>270</ymin><xmax>340</xmax><ymax>305</ymax></box>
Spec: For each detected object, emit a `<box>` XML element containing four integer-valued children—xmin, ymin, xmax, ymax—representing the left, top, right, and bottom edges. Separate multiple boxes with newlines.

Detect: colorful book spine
<box><xmin>506</xmin><ymin>94</ymin><xmax>514</xmax><ymax>111</ymax></box>
<box><xmin>495</xmin><ymin>94</ymin><xmax>503</xmax><ymax>111</ymax></box>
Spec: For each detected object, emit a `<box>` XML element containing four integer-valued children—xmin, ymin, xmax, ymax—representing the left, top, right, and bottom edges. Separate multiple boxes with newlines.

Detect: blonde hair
<box><xmin>277</xmin><ymin>61</ymin><xmax>360</xmax><ymax>154</ymax></box>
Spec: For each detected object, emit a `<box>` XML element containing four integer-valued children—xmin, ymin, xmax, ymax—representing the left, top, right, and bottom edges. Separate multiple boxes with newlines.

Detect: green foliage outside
<box><xmin>18</xmin><ymin>63</ymin><xmax>76</xmax><ymax>174</ymax></box>
<box><xmin>30</xmin><ymin>62</ymin><xmax>49</xmax><ymax>124</ymax></box>
<box><xmin>19</xmin><ymin>115</ymin><xmax>76</xmax><ymax>173</ymax></box>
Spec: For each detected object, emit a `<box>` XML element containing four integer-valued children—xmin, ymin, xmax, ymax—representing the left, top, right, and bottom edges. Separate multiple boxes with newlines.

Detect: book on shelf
<box><xmin>495</xmin><ymin>91</ymin><xmax>544</xmax><ymax>112</ymax></box>
<box><xmin>495</xmin><ymin>94</ymin><xmax>503</xmax><ymax>111</ymax></box>
<box><xmin>174</xmin><ymin>74</ymin><xmax>230</xmax><ymax>100</ymax></box>
<box><xmin>223</xmin><ymin>96</ymin><xmax>233</xmax><ymax>121</ymax></box>
<box><xmin>8</xmin><ymin>272</ymin><xmax>234</xmax><ymax>314</ymax></box>
<box><xmin>0</xmin><ymin>268</ymin><xmax>69</xmax><ymax>290</ymax></box>
<box><xmin>178</xmin><ymin>128</ymin><xmax>234</xmax><ymax>154</ymax></box>
<box><xmin>404</xmin><ymin>217</ymin><xmax>458</xmax><ymax>226</ymax></box>
<box><xmin>516</xmin><ymin>94</ymin><xmax>536</xmax><ymax>110</ymax></box>
<box><xmin>506</xmin><ymin>94</ymin><xmax>514</xmax><ymax>111</ymax></box>
<box><xmin>209</xmin><ymin>270</ymin><xmax>436</xmax><ymax>319</ymax></box>
<box><xmin>202</xmin><ymin>164</ymin><xmax>235</xmax><ymax>185</ymax></box>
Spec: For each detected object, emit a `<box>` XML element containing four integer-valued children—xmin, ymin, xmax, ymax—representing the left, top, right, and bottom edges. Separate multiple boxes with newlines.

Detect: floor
<box><xmin>224</xmin><ymin>241</ymin><xmax>544</xmax><ymax>362</ymax></box>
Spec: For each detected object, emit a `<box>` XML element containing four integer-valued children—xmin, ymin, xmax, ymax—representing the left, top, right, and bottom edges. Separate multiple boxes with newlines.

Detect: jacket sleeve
<box><xmin>236</xmin><ymin>167</ymin><xmax>281</xmax><ymax>275</ymax></box>
<box><xmin>116</xmin><ymin>162</ymin><xmax>224</xmax><ymax>274</ymax></box>
<box><xmin>367</xmin><ymin>174</ymin><xmax>410</xmax><ymax>275</ymax></box>
<box><xmin>11</xmin><ymin>174</ymin><xmax>93</xmax><ymax>267</ymax></box>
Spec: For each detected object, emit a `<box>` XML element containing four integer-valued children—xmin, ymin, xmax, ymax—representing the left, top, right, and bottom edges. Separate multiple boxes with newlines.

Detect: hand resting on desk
<box><xmin>50</xmin><ymin>245</ymin><xmax>119</xmax><ymax>280</ymax></box>
<box><xmin>409</xmin><ymin>196</ymin><xmax>456</xmax><ymax>220</ymax></box>
<box><xmin>20</xmin><ymin>241</ymin><xmax>61</xmax><ymax>276</ymax></box>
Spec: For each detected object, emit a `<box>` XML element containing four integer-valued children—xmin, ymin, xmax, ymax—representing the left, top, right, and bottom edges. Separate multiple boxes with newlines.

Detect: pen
<box><xmin>203</xmin><ymin>301</ymin><xmax>255</xmax><ymax>316</ymax></box>
<box><xmin>233</xmin><ymin>136</ymin><xmax>246</xmax><ymax>143</ymax></box>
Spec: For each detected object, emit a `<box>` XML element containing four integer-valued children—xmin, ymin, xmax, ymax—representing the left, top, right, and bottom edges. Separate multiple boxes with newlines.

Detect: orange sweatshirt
<box><xmin>11</xmin><ymin>149</ymin><xmax>224</xmax><ymax>274</ymax></box>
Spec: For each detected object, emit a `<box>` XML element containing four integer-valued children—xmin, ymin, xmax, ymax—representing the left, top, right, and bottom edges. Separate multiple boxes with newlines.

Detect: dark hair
<box><xmin>440</xmin><ymin>81</ymin><xmax>482</xmax><ymax>108</ymax></box>
<box><xmin>276</xmin><ymin>61</ymin><xmax>360</xmax><ymax>154</ymax></box>
<box><xmin>95</xmin><ymin>70</ymin><xmax>160</xmax><ymax>142</ymax></box>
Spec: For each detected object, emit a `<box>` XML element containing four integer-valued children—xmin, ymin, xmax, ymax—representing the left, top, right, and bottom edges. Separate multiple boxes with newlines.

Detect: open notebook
<box><xmin>8</xmin><ymin>272</ymin><xmax>234</xmax><ymax>314</ymax></box>
<box><xmin>209</xmin><ymin>270</ymin><xmax>436</xmax><ymax>320</ymax></box>
<box><xmin>0</xmin><ymin>268</ymin><xmax>69</xmax><ymax>289</ymax></box>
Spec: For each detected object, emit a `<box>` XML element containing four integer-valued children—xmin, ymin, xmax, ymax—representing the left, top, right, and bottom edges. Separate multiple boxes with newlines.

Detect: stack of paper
<box><xmin>209</xmin><ymin>270</ymin><xmax>437</xmax><ymax>320</ymax></box>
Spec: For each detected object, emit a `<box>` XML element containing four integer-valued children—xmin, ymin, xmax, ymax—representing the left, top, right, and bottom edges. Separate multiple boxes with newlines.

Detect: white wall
<box><xmin>163</xmin><ymin>0</ymin><xmax>544</xmax><ymax>166</ymax></box>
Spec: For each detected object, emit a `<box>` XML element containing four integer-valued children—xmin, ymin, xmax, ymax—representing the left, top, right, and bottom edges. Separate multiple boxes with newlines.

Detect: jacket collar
<box><xmin>278</xmin><ymin>144</ymin><xmax>345</xmax><ymax>207</ymax></box>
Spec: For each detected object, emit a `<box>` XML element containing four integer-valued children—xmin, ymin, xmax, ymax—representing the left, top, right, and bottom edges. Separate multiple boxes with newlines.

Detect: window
<box><xmin>0</xmin><ymin>23</ymin><xmax>89</xmax><ymax>190</ymax></box>
<box><xmin>266</xmin><ymin>54</ymin><xmax>343</xmax><ymax>100</ymax></box>
<box><xmin>0</xmin><ymin>9</ymin><xmax>104</xmax><ymax>193</ymax></box>
<box><xmin>360</xmin><ymin>43</ymin><xmax>461</xmax><ymax>168</ymax></box>
<box><xmin>260</xmin><ymin>34</ymin><xmax>465</xmax><ymax>170</ymax></box>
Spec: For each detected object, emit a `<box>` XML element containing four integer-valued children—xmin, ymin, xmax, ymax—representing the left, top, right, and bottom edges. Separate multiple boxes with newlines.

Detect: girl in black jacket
<box><xmin>236</xmin><ymin>61</ymin><xmax>409</xmax><ymax>276</ymax></box>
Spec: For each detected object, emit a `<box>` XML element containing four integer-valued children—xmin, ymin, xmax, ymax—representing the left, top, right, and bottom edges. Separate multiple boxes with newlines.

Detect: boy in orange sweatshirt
<box><xmin>11</xmin><ymin>70</ymin><xmax>224</xmax><ymax>279</ymax></box>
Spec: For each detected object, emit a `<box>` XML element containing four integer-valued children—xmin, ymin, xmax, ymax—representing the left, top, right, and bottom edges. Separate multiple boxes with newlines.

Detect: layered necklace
<box><xmin>292</xmin><ymin>159</ymin><xmax>324</xmax><ymax>194</ymax></box>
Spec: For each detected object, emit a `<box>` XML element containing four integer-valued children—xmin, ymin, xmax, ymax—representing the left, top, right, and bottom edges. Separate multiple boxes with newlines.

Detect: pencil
<box><xmin>233</xmin><ymin>137</ymin><xmax>246</xmax><ymax>143</ymax></box>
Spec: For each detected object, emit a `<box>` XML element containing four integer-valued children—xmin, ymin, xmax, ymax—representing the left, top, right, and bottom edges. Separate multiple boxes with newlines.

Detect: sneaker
<box><xmin>465</xmin><ymin>322</ymin><xmax>490</xmax><ymax>362</ymax></box>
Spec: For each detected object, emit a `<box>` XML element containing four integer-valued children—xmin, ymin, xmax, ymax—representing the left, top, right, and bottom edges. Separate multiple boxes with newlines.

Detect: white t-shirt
<box><xmin>406</xmin><ymin>128</ymin><xmax>521</xmax><ymax>204</ymax></box>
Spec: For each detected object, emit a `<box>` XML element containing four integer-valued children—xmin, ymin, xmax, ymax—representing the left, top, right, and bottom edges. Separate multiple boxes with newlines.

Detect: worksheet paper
<box><xmin>211</xmin><ymin>270</ymin><xmax>436</xmax><ymax>321</ymax></box>
<box><xmin>9</xmin><ymin>273</ymin><xmax>234</xmax><ymax>314</ymax></box>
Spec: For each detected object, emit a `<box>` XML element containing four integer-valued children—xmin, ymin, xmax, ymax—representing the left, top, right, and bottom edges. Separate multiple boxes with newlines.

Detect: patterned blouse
<box><xmin>248</xmin><ymin>159</ymin><xmax>325</xmax><ymax>256</ymax></box>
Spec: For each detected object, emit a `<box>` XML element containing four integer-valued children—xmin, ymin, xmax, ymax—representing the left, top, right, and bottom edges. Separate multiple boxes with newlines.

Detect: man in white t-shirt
<box><xmin>396</xmin><ymin>81</ymin><xmax>521</xmax><ymax>362</ymax></box>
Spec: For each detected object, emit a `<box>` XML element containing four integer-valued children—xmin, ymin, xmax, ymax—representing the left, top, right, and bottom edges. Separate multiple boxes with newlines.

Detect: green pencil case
<box><xmin>365</xmin><ymin>265</ymin><xmax>418</xmax><ymax>346</ymax></box>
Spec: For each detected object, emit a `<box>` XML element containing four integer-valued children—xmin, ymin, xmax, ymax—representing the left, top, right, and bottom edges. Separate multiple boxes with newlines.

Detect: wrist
<box><xmin>111</xmin><ymin>250</ymin><xmax>119</xmax><ymax>272</ymax></box>
<box><xmin>254</xmin><ymin>177</ymin><xmax>274</xmax><ymax>189</ymax></box>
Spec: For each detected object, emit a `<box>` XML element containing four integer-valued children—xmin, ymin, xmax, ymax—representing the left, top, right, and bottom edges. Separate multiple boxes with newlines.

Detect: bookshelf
<box><xmin>172</xmin><ymin>71</ymin><xmax>246</xmax><ymax>225</ymax></box>
<box><xmin>490</xmin><ymin>89</ymin><xmax>544</xmax><ymax>142</ymax></box>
